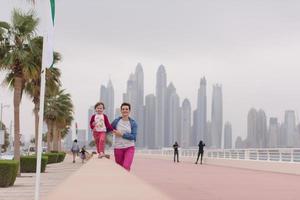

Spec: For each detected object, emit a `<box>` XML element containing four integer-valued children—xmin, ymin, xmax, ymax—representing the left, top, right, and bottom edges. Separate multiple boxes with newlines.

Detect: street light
<box><xmin>0</xmin><ymin>103</ymin><xmax>10</xmax><ymax>130</ymax></box>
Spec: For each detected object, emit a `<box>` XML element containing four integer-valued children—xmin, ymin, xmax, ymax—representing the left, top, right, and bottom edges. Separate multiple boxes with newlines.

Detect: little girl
<box><xmin>79</xmin><ymin>146</ymin><xmax>89</xmax><ymax>163</ymax></box>
<box><xmin>90</xmin><ymin>102</ymin><xmax>114</xmax><ymax>158</ymax></box>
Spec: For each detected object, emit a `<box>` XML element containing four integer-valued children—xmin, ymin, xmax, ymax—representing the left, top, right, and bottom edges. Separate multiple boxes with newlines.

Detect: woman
<box><xmin>71</xmin><ymin>139</ymin><xmax>80</xmax><ymax>163</ymax></box>
<box><xmin>111</xmin><ymin>103</ymin><xmax>137</xmax><ymax>171</ymax></box>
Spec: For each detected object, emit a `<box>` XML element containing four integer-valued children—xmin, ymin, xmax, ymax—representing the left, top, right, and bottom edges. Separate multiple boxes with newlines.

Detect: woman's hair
<box><xmin>94</xmin><ymin>102</ymin><xmax>105</xmax><ymax>109</ymax></box>
<box><xmin>74</xmin><ymin>139</ymin><xmax>77</xmax><ymax>143</ymax></box>
<box><xmin>121</xmin><ymin>102</ymin><xmax>131</xmax><ymax>110</ymax></box>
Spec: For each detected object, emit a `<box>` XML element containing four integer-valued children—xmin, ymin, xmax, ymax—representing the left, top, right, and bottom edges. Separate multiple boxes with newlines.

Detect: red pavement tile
<box><xmin>132</xmin><ymin>156</ymin><xmax>300</xmax><ymax>200</ymax></box>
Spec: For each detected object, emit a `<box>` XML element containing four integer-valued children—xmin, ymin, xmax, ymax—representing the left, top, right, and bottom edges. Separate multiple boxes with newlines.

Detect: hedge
<box><xmin>20</xmin><ymin>156</ymin><xmax>48</xmax><ymax>173</ymax></box>
<box><xmin>49</xmin><ymin>151</ymin><xmax>66</xmax><ymax>163</ymax></box>
<box><xmin>43</xmin><ymin>153</ymin><xmax>59</xmax><ymax>164</ymax></box>
<box><xmin>0</xmin><ymin>160</ymin><xmax>19</xmax><ymax>187</ymax></box>
<box><xmin>57</xmin><ymin>152</ymin><xmax>66</xmax><ymax>162</ymax></box>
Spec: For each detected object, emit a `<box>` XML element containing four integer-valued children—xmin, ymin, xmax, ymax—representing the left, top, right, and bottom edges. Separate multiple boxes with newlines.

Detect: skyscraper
<box><xmin>155</xmin><ymin>65</ymin><xmax>167</xmax><ymax>148</ymax></box>
<box><xmin>247</xmin><ymin>108</ymin><xmax>257</xmax><ymax>148</ymax></box>
<box><xmin>246</xmin><ymin>108</ymin><xmax>267</xmax><ymax>148</ymax></box>
<box><xmin>257</xmin><ymin>109</ymin><xmax>267</xmax><ymax>148</ymax></box>
<box><xmin>224</xmin><ymin>122</ymin><xmax>232</xmax><ymax>149</ymax></box>
<box><xmin>135</xmin><ymin>64</ymin><xmax>145</xmax><ymax>148</ymax></box>
<box><xmin>123</xmin><ymin>64</ymin><xmax>145</xmax><ymax>147</ymax></box>
<box><xmin>195</xmin><ymin>77</ymin><xmax>207</xmax><ymax>144</ymax></box>
<box><xmin>144</xmin><ymin>94</ymin><xmax>156</xmax><ymax>149</ymax></box>
<box><xmin>100</xmin><ymin>80</ymin><xmax>115</xmax><ymax>121</ymax></box>
<box><xmin>165</xmin><ymin>83</ymin><xmax>176</xmax><ymax>147</ymax></box>
<box><xmin>284</xmin><ymin>110</ymin><xmax>297</xmax><ymax>147</ymax></box>
<box><xmin>211</xmin><ymin>84</ymin><xmax>223</xmax><ymax>148</ymax></box>
<box><xmin>181</xmin><ymin>99</ymin><xmax>192</xmax><ymax>148</ymax></box>
<box><xmin>169</xmin><ymin>92</ymin><xmax>180</xmax><ymax>144</ymax></box>
<box><xmin>269</xmin><ymin>117</ymin><xmax>279</xmax><ymax>148</ymax></box>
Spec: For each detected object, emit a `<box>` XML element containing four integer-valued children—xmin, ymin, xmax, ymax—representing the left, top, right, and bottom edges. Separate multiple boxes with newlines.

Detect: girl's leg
<box><xmin>93</xmin><ymin>132</ymin><xmax>100</xmax><ymax>154</ymax></box>
<box><xmin>99</xmin><ymin>132</ymin><xmax>106</xmax><ymax>156</ymax></box>
<box><xmin>114</xmin><ymin>148</ymin><xmax>125</xmax><ymax>167</ymax></box>
<box><xmin>122</xmin><ymin>146</ymin><xmax>135</xmax><ymax>171</ymax></box>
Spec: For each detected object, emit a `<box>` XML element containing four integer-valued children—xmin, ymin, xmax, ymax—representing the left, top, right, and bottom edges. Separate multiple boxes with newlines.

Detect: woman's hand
<box><xmin>113</xmin><ymin>130</ymin><xmax>123</xmax><ymax>137</ymax></box>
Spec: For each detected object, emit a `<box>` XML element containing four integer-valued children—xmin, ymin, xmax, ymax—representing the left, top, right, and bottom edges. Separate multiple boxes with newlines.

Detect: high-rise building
<box><xmin>169</xmin><ymin>93</ymin><xmax>180</xmax><ymax>144</ymax></box>
<box><xmin>284</xmin><ymin>110</ymin><xmax>297</xmax><ymax>147</ymax></box>
<box><xmin>235</xmin><ymin>136</ymin><xmax>244</xmax><ymax>149</ymax></box>
<box><xmin>165</xmin><ymin>83</ymin><xmax>176</xmax><ymax>147</ymax></box>
<box><xmin>144</xmin><ymin>94</ymin><xmax>156</xmax><ymax>149</ymax></box>
<box><xmin>206</xmin><ymin>121</ymin><xmax>212</xmax><ymax>148</ymax></box>
<box><xmin>100</xmin><ymin>80</ymin><xmax>115</xmax><ymax>122</ymax></box>
<box><xmin>211</xmin><ymin>84</ymin><xmax>223</xmax><ymax>148</ymax></box>
<box><xmin>224</xmin><ymin>122</ymin><xmax>232</xmax><ymax>149</ymax></box>
<box><xmin>155</xmin><ymin>65</ymin><xmax>167</xmax><ymax>148</ymax></box>
<box><xmin>247</xmin><ymin>108</ymin><xmax>257</xmax><ymax>148</ymax></box>
<box><xmin>269</xmin><ymin>117</ymin><xmax>279</xmax><ymax>148</ymax></box>
<box><xmin>246</xmin><ymin>108</ymin><xmax>267</xmax><ymax>148</ymax></box>
<box><xmin>135</xmin><ymin>64</ymin><xmax>145</xmax><ymax>148</ymax></box>
<box><xmin>181</xmin><ymin>99</ymin><xmax>192</xmax><ymax>148</ymax></box>
<box><xmin>63</xmin><ymin>129</ymin><xmax>73</xmax><ymax>151</ymax></box>
<box><xmin>257</xmin><ymin>109</ymin><xmax>267</xmax><ymax>148</ymax></box>
<box><xmin>192</xmin><ymin>110</ymin><xmax>198</xmax><ymax>146</ymax></box>
<box><xmin>123</xmin><ymin>63</ymin><xmax>145</xmax><ymax>147</ymax></box>
<box><xmin>77</xmin><ymin>129</ymin><xmax>87</xmax><ymax>148</ymax></box>
<box><xmin>194</xmin><ymin>77</ymin><xmax>207</xmax><ymax>144</ymax></box>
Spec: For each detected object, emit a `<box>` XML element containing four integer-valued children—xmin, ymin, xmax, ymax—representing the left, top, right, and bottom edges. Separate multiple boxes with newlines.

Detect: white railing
<box><xmin>136</xmin><ymin>148</ymin><xmax>300</xmax><ymax>163</ymax></box>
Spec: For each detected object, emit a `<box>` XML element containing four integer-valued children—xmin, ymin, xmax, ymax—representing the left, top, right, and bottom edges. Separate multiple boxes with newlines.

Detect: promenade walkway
<box><xmin>132</xmin><ymin>155</ymin><xmax>300</xmax><ymax>200</ymax></box>
<box><xmin>0</xmin><ymin>155</ymin><xmax>82</xmax><ymax>200</ymax></box>
<box><xmin>2</xmin><ymin>154</ymin><xmax>300</xmax><ymax>200</ymax></box>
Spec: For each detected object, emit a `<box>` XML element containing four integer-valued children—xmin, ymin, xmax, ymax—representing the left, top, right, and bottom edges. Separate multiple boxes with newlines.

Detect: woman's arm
<box><xmin>122</xmin><ymin>120</ymin><xmax>137</xmax><ymax>141</ymax></box>
<box><xmin>104</xmin><ymin>114</ymin><xmax>114</xmax><ymax>132</ymax></box>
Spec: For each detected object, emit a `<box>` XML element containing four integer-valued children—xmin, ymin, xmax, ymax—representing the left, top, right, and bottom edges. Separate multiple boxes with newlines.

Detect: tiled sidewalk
<box><xmin>0</xmin><ymin>155</ymin><xmax>83</xmax><ymax>200</ymax></box>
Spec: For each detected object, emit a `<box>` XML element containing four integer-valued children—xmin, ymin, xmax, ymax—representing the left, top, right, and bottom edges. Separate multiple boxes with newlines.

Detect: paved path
<box><xmin>132</xmin><ymin>155</ymin><xmax>300</xmax><ymax>200</ymax></box>
<box><xmin>0</xmin><ymin>155</ymin><xmax>82</xmax><ymax>200</ymax></box>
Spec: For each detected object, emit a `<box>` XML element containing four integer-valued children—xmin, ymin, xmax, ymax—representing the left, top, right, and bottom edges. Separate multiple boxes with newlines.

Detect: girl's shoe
<box><xmin>104</xmin><ymin>154</ymin><xmax>110</xmax><ymax>159</ymax></box>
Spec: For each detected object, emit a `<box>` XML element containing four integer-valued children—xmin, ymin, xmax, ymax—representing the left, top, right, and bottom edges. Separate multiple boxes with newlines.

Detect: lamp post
<box><xmin>0</xmin><ymin>103</ymin><xmax>10</xmax><ymax>130</ymax></box>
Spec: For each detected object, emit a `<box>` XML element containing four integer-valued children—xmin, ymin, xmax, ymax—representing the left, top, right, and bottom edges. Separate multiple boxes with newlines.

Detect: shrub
<box><xmin>20</xmin><ymin>156</ymin><xmax>48</xmax><ymax>173</ymax></box>
<box><xmin>43</xmin><ymin>153</ymin><xmax>59</xmax><ymax>164</ymax></box>
<box><xmin>57</xmin><ymin>152</ymin><xmax>66</xmax><ymax>162</ymax></box>
<box><xmin>0</xmin><ymin>160</ymin><xmax>19</xmax><ymax>187</ymax></box>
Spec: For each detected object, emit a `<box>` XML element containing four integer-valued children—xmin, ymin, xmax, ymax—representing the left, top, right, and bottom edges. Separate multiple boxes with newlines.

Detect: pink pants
<box><xmin>93</xmin><ymin>132</ymin><xmax>106</xmax><ymax>154</ymax></box>
<box><xmin>114</xmin><ymin>146</ymin><xmax>135</xmax><ymax>171</ymax></box>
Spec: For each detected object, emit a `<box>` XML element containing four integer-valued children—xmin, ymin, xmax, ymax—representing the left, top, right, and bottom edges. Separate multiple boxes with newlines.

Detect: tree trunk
<box><xmin>13</xmin><ymin>77</ymin><xmax>22</xmax><ymax>176</ymax></box>
<box><xmin>47</xmin><ymin>121</ymin><xmax>52</xmax><ymax>152</ymax></box>
<box><xmin>58</xmin><ymin>130</ymin><xmax>61</xmax><ymax>151</ymax></box>
<box><xmin>52</xmin><ymin>122</ymin><xmax>58</xmax><ymax>151</ymax></box>
<box><xmin>34</xmin><ymin>102</ymin><xmax>39</xmax><ymax>152</ymax></box>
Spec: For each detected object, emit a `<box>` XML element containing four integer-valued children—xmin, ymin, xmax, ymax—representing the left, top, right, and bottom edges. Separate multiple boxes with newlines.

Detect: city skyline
<box><xmin>1</xmin><ymin>0</ymin><xmax>300</xmax><ymax>144</ymax></box>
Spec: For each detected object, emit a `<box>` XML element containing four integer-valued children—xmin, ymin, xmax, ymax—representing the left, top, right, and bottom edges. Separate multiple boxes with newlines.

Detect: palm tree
<box><xmin>24</xmin><ymin>36</ymin><xmax>61</xmax><ymax>151</ymax></box>
<box><xmin>44</xmin><ymin>89</ymin><xmax>74</xmax><ymax>151</ymax></box>
<box><xmin>0</xmin><ymin>9</ymin><xmax>39</xmax><ymax>167</ymax></box>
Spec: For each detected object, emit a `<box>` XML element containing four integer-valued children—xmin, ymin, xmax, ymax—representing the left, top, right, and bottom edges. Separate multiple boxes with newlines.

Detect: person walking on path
<box><xmin>71</xmin><ymin>139</ymin><xmax>80</xmax><ymax>163</ymax></box>
<box><xmin>195</xmin><ymin>140</ymin><xmax>205</xmax><ymax>164</ymax></box>
<box><xmin>90</xmin><ymin>102</ymin><xmax>114</xmax><ymax>159</ymax></box>
<box><xmin>111</xmin><ymin>103</ymin><xmax>137</xmax><ymax>171</ymax></box>
<box><xmin>173</xmin><ymin>141</ymin><xmax>180</xmax><ymax>163</ymax></box>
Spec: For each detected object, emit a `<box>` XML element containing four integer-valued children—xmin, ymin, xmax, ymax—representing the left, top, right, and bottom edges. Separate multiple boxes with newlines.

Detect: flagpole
<box><xmin>35</xmin><ymin>1</ymin><xmax>49</xmax><ymax>200</ymax></box>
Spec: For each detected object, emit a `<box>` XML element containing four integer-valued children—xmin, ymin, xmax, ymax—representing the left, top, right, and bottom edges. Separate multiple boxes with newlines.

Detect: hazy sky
<box><xmin>1</xmin><ymin>0</ymin><xmax>300</xmax><ymax>142</ymax></box>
